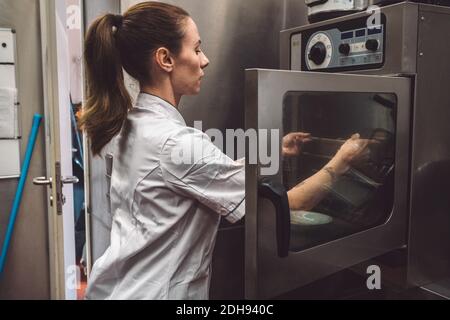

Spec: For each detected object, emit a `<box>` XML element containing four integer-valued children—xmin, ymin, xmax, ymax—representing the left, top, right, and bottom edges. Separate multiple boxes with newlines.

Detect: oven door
<box><xmin>244</xmin><ymin>69</ymin><xmax>411</xmax><ymax>299</ymax></box>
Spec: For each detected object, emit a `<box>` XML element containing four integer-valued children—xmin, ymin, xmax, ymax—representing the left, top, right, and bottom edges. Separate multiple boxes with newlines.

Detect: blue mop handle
<box><xmin>0</xmin><ymin>113</ymin><xmax>43</xmax><ymax>275</ymax></box>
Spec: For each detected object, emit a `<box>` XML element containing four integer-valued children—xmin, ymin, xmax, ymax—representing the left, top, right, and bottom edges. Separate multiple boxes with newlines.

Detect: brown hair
<box><xmin>80</xmin><ymin>1</ymin><xmax>189</xmax><ymax>155</ymax></box>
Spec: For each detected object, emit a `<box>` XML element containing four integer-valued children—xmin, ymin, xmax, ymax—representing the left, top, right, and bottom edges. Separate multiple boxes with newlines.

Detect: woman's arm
<box><xmin>287</xmin><ymin>157</ymin><xmax>347</xmax><ymax>211</ymax></box>
<box><xmin>287</xmin><ymin>134</ymin><xmax>370</xmax><ymax>211</ymax></box>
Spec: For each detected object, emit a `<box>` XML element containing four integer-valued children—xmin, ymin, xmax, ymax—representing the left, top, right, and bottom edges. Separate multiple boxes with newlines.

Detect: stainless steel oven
<box><xmin>245</xmin><ymin>2</ymin><xmax>450</xmax><ymax>299</ymax></box>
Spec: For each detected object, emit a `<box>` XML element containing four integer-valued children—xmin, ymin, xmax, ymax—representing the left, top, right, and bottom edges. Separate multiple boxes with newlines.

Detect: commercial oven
<box><xmin>245</xmin><ymin>1</ymin><xmax>450</xmax><ymax>299</ymax></box>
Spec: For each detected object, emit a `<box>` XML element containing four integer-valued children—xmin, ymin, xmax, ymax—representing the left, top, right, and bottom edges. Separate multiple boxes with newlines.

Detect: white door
<box><xmin>34</xmin><ymin>0</ymin><xmax>83</xmax><ymax>300</ymax></box>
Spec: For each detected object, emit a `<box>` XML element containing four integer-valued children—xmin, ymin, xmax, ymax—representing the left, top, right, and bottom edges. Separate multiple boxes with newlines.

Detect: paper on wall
<box><xmin>0</xmin><ymin>87</ymin><xmax>18</xmax><ymax>138</ymax></box>
<box><xmin>0</xmin><ymin>139</ymin><xmax>20</xmax><ymax>178</ymax></box>
<box><xmin>0</xmin><ymin>65</ymin><xmax>16</xmax><ymax>88</ymax></box>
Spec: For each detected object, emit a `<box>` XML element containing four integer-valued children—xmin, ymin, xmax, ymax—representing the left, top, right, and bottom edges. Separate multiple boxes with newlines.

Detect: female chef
<box><xmin>81</xmin><ymin>1</ymin><xmax>368</xmax><ymax>299</ymax></box>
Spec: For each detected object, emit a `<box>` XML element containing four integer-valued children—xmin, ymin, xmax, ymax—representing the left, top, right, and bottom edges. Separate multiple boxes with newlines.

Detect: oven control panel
<box><xmin>290</xmin><ymin>15</ymin><xmax>385</xmax><ymax>72</ymax></box>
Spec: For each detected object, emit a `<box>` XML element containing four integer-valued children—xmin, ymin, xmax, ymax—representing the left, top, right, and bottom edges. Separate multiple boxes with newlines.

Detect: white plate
<box><xmin>290</xmin><ymin>210</ymin><xmax>333</xmax><ymax>226</ymax></box>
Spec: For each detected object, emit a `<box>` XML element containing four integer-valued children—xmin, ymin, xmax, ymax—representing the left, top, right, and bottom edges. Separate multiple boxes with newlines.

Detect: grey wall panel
<box><xmin>83</xmin><ymin>0</ymin><xmax>120</xmax><ymax>262</ymax></box>
<box><xmin>0</xmin><ymin>0</ymin><xmax>49</xmax><ymax>299</ymax></box>
<box><xmin>407</xmin><ymin>5</ymin><xmax>450</xmax><ymax>287</ymax></box>
<box><xmin>284</xmin><ymin>0</ymin><xmax>308</xmax><ymax>29</ymax></box>
<box><xmin>120</xmin><ymin>0</ymin><xmax>307</xmax><ymax>137</ymax></box>
<box><xmin>209</xmin><ymin>226</ymin><xmax>245</xmax><ymax>299</ymax></box>
<box><xmin>84</xmin><ymin>0</ymin><xmax>120</xmax><ymax>27</ymax></box>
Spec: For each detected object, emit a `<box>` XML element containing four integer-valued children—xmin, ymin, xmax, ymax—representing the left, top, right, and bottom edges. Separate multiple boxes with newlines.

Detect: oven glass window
<box><xmin>283</xmin><ymin>92</ymin><xmax>397</xmax><ymax>252</ymax></box>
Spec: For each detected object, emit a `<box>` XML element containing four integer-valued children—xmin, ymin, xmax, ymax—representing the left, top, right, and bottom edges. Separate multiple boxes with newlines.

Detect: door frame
<box><xmin>39</xmin><ymin>0</ymin><xmax>88</xmax><ymax>300</ymax></box>
<box><xmin>39</xmin><ymin>0</ymin><xmax>65</xmax><ymax>299</ymax></box>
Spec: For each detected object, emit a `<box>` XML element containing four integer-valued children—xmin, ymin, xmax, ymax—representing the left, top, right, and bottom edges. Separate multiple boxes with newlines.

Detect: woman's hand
<box><xmin>328</xmin><ymin>133</ymin><xmax>372</xmax><ymax>175</ymax></box>
<box><xmin>282</xmin><ymin>132</ymin><xmax>312</xmax><ymax>157</ymax></box>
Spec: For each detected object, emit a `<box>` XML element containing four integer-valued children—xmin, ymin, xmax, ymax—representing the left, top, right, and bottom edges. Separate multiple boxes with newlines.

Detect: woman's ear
<box><xmin>154</xmin><ymin>47</ymin><xmax>174</xmax><ymax>72</ymax></box>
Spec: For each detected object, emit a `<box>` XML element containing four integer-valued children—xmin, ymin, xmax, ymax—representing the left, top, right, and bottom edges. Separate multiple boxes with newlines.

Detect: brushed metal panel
<box><xmin>84</xmin><ymin>0</ymin><xmax>120</xmax><ymax>263</ymax></box>
<box><xmin>407</xmin><ymin>5</ymin><xmax>450</xmax><ymax>287</ymax></box>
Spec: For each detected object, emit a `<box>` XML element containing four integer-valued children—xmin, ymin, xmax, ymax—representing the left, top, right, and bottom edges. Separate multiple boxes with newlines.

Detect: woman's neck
<box><xmin>140</xmin><ymin>82</ymin><xmax>181</xmax><ymax>108</ymax></box>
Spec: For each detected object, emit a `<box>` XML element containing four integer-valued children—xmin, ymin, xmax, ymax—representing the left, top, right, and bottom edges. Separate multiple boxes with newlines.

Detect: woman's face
<box><xmin>171</xmin><ymin>17</ymin><xmax>209</xmax><ymax>96</ymax></box>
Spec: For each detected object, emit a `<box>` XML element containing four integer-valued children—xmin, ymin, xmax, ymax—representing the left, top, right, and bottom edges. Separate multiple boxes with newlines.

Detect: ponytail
<box><xmin>81</xmin><ymin>2</ymin><xmax>190</xmax><ymax>155</ymax></box>
<box><xmin>80</xmin><ymin>14</ymin><xmax>132</xmax><ymax>156</ymax></box>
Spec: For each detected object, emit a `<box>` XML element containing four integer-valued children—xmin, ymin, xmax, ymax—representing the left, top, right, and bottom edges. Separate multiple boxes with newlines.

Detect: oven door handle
<box><xmin>258</xmin><ymin>177</ymin><xmax>290</xmax><ymax>258</ymax></box>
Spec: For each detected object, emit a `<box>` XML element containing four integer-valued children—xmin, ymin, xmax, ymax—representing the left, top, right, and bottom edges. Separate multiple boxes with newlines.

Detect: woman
<box><xmin>81</xmin><ymin>1</ymin><xmax>368</xmax><ymax>300</ymax></box>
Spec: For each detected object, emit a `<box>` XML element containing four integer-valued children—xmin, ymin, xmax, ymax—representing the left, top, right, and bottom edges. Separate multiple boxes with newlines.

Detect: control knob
<box><xmin>308</xmin><ymin>42</ymin><xmax>327</xmax><ymax>65</ymax></box>
<box><xmin>338</xmin><ymin>43</ymin><xmax>351</xmax><ymax>55</ymax></box>
<box><xmin>365</xmin><ymin>39</ymin><xmax>379</xmax><ymax>52</ymax></box>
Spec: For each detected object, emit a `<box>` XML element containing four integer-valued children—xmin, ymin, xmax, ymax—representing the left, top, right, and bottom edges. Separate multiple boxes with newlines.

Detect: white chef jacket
<box><xmin>85</xmin><ymin>93</ymin><xmax>245</xmax><ymax>300</ymax></box>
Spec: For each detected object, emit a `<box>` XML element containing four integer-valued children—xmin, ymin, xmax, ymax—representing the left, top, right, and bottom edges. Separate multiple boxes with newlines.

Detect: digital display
<box><xmin>341</xmin><ymin>31</ymin><xmax>353</xmax><ymax>40</ymax></box>
<box><xmin>355</xmin><ymin>29</ymin><xmax>366</xmax><ymax>37</ymax></box>
<box><xmin>368</xmin><ymin>27</ymin><xmax>382</xmax><ymax>35</ymax></box>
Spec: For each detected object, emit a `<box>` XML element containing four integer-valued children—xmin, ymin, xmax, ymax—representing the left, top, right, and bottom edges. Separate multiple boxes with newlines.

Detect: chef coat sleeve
<box><xmin>160</xmin><ymin>127</ymin><xmax>245</xmax><ymax>223</ymax></box>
